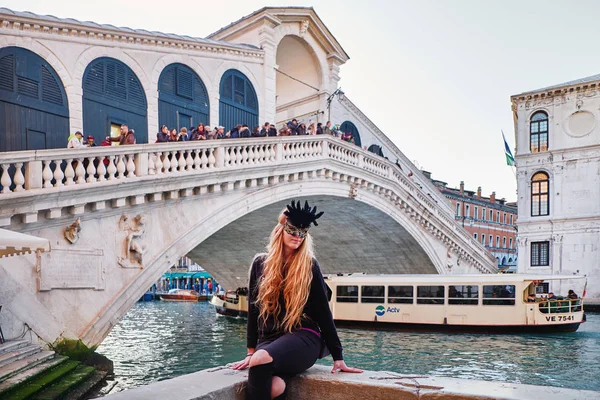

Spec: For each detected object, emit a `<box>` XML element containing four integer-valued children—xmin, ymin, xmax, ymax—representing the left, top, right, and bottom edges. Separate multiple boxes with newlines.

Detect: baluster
<box><xmin>64</xmin><ymin>159</ymin><xmax>75</xmax><ymax>185</ymax></box>
<box><xmin>97</xmin><ymin>157</ymin><xmax>107</xmax><ymax>181</ymax></box>
<box><xmin>0</xmin><ymin>164</ymin><xmax>11</xmax><ymax>193</ymax></box>
<box><xmin>148</xmin><ymin>153</ymin><xmax>156</xmax><ymax>175</ymax></box>
<box><xmin>291</xmin><ymin>143</ymin><xmax>298</xmax><ymax>159</ymax></box>
<box><xmin>208</xmin><ymin>148</ymin><xmax>216</xmax><ymax>168</ymax></box>
<box><xmin>116</xmin><ymin>155</ymin><xmax>126</xmax><ymax>179</ymax></box>
<box><xmin>192</xmin><ymin>150</ymin><xmax>201</xmax><ymax>170</ymax></box>
<box><xmin>75</xmin><ymin>159</ymin><xmax>86</xmax><ymax>184</ymax></box>
<box><xmin>42</xmin><ymin>160</ymin><xmax>53</xmax><ymax>188</ymax></box>
<box><xmin>126</xmin><ymin>155</ymin><xmax>136</xmax><ymax>177</ymax></box>
<box><xmin>247</xmin><ymin>146</ymin><xmax>255</xmax><ymax>165</ymax></box>
<box><xmin>178</xmin><ymin>151</ymin><xmax>186</xmax><ymax>172</ymax></box>
<box><xmin>235</xmin><ymin>146</ymin><xmax>243</xmax><ymax>165</ymax></box>
<box><xmin>155</xmin><ymin>152</ymin><xmax>164</xmax><ymax>174</ymax></box>
<box><xmin>162</xmin><ymin>153</ymin><xmax>171</xmax><ymax>173</ymax></box>
<box><xmin>185</xmin><ymin>150</ymin><xmax>193</xmax><ymax>171</ymax></box>
<box><xmin>269</xmin><ymin>145</ymin><xmax>276</xmax><ymax>161</ymax></box>
<box><xmin>224</xmin><ymin>147</ymin><xmax>231</xmax><ymax>167</ymax></box>
<box><xmin>258</xmin><ymin>145</ymin><xmax>265</xmax><ymax>163</ymax></box>
<box><xmin>170</xmin><ymin>151</ymin><xmax>179</xmax><ymax>172</ymax></box>
<box><xmin>107</xmin><ymin>156</ymin><xmax>117</xmax><ymax>180</ymax></box>
<box><xmin>86</xmin><ymin>157</ymin><xmax>96</xmax><ymax>183</ymax></box>
<box><xmin>52</xmin><ymin>160</ymin><xmax>64</xmax><ymax>186</ymax></box>
<box><xmin>12</xmin><ymin>163</ymin><xmax>24</xmax><ymax>191</ymax></box>
<box><xmin>200</xmin><ymin>148</ymin><xmax>208</xmax><ymax>168</ymax></box>
<box><xmin>241</xmin><ymin>146</ymin><xmax>249</xmax><ymax>164</ymax></box>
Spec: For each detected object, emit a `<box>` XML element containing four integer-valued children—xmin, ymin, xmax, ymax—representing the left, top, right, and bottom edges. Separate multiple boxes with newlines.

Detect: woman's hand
<box><xmin>331</xmin><ymin>360</ymin><xmax>363</xmax><ymax>374</ymax></box>
<box><xmin>231</xmin><ymin>355</ymin><xmax>252</xmax><ymax>370</ymax></box>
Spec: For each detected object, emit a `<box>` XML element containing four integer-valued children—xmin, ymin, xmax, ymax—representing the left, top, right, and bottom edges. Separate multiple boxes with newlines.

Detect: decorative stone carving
<box><xmin>64</xmin><ymin>218</ymin><xmax>81</xmax><ymax>244</ymax></box>
<box><xmin>349</xmin><ymin>182</ymin><xmax>358</xmax><ymax>199</ymax></box>
<box><xmin>299</xmin><ymin>20</ymin><xmax>310</xmax><ymax>36</ymax></box>
<box><xmin>117</xmin><ymin>215</ymin><xmax>146</xmax><ymax>268</ymax></box>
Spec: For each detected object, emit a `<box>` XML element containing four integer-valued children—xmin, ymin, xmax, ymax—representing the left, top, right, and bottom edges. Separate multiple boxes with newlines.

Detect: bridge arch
<box><xmin>158</xmin><ymin>63</ymin><xmax>210</xmax><ymax>131</ymax></box>
<box><xmin>0</xmin><ymin>46</ymin><xmax>69</xmax><ymax>151</ymax></box>
<box><xmin>218</xmin><ymin>69</ymin><xmax>259</xmax><ymax>132</ymax></box>
<box><xmin>340</xmin><ymin>120</ymin><xmax>362</xmax><ymax>147</ymax></box>
<box><xmin>85</xmin><ymin>180</ymin><xmax>444</xmax><ymax>345</ymax></box>
<box><xmin>82</xmin><ymin>57</ymin><xmax>148</xmax><ymax>143</ymax></box>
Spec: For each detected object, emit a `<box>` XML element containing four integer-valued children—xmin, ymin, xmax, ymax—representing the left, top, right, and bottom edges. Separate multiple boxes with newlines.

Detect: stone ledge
<box><xmin>100</xmin><ymin>365</ymin><xmax>600</xmax><ymax>400</ymax></box>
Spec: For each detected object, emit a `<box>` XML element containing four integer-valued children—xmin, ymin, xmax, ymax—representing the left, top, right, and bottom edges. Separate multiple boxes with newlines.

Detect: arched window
<box><xmin>0</xmin><ymin>46</ymin><xmax>69</xmax><ymax>151</ymax></box>
<box><xmin>530</xmin><ymin>111</ymin><xmax>548</xmax><ymax>152</ymax></box>
<box><xmin>219</xmin><ymin>69</ymin><xmax>258</xmax><ymax>132</ymax></box>
<box><xmin>339</xmin><ymin>121</ymin><xmax>361</xmax><ymax>147</ymax></box>
<box><xmin>158</xmin><ymin>63</ymin><xmax>209</xmax><ymax>131</ymax></box>
<box><xmin>367</xmin><ymin>144</ymin><xmax>384</xmax><ymax>157</ymax></box>
<box><xmin>501</xmin><ymin>257</ymin><xmax>507</xmax><ymax>266</ymax></box>
<box><xmin>531</xmin><ymin>172</ymin><xmax>549</xmax><ymax>216</ymax></box>
<box><xmin>83</xmin><ymin>57</ymin><xmax>148</xmax><ymax>143</ymax></box>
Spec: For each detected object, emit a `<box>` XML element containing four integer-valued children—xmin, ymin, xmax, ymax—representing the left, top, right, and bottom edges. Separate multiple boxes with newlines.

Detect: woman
<box><xmin>169</xmin><ymin>128</ymin><xmax>179</xmax><ymax>142</ymax></box>
<box><xmin>232</xmin><ymin>200</ymin><xmax>362</xmax><ymax>399</ymax></box>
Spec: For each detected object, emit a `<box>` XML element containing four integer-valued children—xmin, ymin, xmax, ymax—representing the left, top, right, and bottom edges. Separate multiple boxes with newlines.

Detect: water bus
<box><xmin>211</xmin><ymin>274</ymin><xmax>586</xmax><ymax>333</ymax></box>
<box><xmin>160</xmin><ymin>288</ymin><xmax>206</xmax><ymax>302</ymax></box>
<box><xmin>210</xmin><ymin>288</ymin><xmax>249</xmax><ymax>318</ymax></box>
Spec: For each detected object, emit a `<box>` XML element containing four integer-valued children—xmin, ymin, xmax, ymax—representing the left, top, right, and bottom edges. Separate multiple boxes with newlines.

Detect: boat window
<box><xmin>336</xmin><ymin>285</ymin><xmax>358</xmax><ymax>303</ymax></box>
<box><xmin>388</xmin><ymin>285</ymin><xmax>413</xmax><ymax>304</ymax></box>
<box><xmin>448</xmin><ymin>285</ymin><xmax>479</xmax><ymax>305</ymax></box>
<box><xmin>361</xmin><ymin>286</ymin><xmax>385</xmax><ymax>303</ymax></box>
<box><xmin>483</xmin><ymin>285</ymin><xmax>516</xmax><ymax>305</ymax></box>
<box><xmin>417</xmin><ymin>286</ymin><xmax>445</xmax><ymax>305</ymax></box>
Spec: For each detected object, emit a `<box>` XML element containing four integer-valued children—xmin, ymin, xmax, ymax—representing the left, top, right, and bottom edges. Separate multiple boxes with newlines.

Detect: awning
<box><xmin>162</xmin><ymin>271</ymin><xmax>212</xmax><ymax>280</ymax></box>
<box><xmin>0</xmin><ymin>228</ymin><xmax>51</xmax><ymax>258</ymax></box>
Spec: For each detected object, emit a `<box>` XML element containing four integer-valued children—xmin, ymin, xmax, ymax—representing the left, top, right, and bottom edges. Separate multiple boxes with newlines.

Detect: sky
<box><xmin>4</xmin><ymin>0</ymin><xmax>600</xmax><ymax>202</ymax></box>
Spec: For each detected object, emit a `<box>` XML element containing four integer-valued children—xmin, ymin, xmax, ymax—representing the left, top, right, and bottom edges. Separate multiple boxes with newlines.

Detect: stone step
<box><xmin>2</xmin><ymin>360</ymin><xmax>80</xmax><ymax>400</ymax></box>
<box><xmin>32</xmin><ymin>365</ymin><xmax>96</xmax><ymax>400</ymax></box>
<box><xmin>63</xmin><ymin>370</ymin><xmax>108</xmax><ymax>400</ymax></box>
<box><xmin>0</xmin><ymin>344</ymin><xmax>42</xmax><ymax>369</ymax></box>
<box><xmin>0</xmin><ymin>340</ymin><xmax>31</xmax><ymax>356</ymax></box>
<box><xmin>0</xmin><ymin>354</ymin><xmax>66</xmax><ymax>391</ymax></box>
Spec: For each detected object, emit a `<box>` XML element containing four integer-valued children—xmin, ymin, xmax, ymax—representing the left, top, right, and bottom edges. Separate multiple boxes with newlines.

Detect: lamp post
<box><xmin>326</xmin><ymin>88</ymin><xmax>345</xmax><ymax>122</ymax></box>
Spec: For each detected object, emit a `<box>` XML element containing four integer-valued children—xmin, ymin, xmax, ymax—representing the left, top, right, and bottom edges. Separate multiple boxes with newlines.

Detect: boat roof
<box><xmin>323</xmin><ymin>273</ymin><xmax>586</xmax><ymax>284</ymax></box>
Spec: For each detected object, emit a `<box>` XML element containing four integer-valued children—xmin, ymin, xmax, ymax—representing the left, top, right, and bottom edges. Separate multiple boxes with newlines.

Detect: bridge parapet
<box><xmin>0</xmin><ymin>136</ymin><xmax>496</xmax><ymax>271</ymax></box>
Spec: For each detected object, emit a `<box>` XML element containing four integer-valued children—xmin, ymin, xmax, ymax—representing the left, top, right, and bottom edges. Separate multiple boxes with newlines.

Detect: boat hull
<box><xmin>334</xmin><ymin>319</ymin><xmax>582</xmax><ymax>333</ymax></box>
<box><xmin>160</xmin><ymin>295</ymin><xmax>202</xmax><ymax>302</ymax></box>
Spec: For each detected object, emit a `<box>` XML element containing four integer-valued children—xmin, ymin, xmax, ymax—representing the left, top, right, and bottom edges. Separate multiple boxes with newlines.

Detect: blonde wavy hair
<box><xmin>256</xmin><ymin>212</ymin><xmax>315</xmax><ymax>333</ymax></box>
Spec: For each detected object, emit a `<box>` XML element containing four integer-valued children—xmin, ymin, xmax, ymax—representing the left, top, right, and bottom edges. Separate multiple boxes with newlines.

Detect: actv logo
<box><xmin>375</xmin><ymin>305</ymin><xmax>385</xmax><ymax>316</ymax></box>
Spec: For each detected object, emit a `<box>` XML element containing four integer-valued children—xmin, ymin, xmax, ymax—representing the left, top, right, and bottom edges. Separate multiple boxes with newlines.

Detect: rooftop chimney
<box><xmin>460</xmin><ymin>181</ymin><xmax>464</xmax><ymax>196</ymax></box>
<box><xmin>490</xmin><ymin>191</ymin><xmax>496</xmax><ymax>203</ymax></box>
<box><xmin>477</xmin><ymin>186</ymin><xmax>482</xmax><ymax>199</ymax></box>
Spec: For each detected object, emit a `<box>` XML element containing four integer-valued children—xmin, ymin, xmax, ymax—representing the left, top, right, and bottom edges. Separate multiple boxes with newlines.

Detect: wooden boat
<box><xmin>215</xmin><ymin>274</ymin><xmax>587</xmax><ymax>333</ymax></box>
<box><xmin>160</xmin><ymin>288</ymin><xmax>203</xmax><ymax>302</ymax></box>
<box><xmin>210</xmin><ymin>289</ymin><xmax>248</xmax><ymax>318</ymax></box>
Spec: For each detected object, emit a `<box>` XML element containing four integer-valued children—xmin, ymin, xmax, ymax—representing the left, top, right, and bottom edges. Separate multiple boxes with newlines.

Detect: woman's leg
<box><xmin>247</xmin><ymin>350</ymin><xmax>274</xmax><ymax>400</ymax></box>
<box><xmin>248</xmin><ymin>330</ymin><xmax>321</xmax><ymax>399</ymax></box>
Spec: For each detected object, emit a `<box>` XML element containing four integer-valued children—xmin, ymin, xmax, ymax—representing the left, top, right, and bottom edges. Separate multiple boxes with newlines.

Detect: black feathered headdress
<box><xmin>283</xmin><ymin>200</ymin><xmax>324</xmax><ymax>229</ymax></box>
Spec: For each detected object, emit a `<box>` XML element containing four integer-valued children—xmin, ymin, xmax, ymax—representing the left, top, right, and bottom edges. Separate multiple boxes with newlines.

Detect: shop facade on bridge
<box><xmin>0</xmin><ymin>6</ymin><xmax>392</xmax><ymax>157</ymax></box>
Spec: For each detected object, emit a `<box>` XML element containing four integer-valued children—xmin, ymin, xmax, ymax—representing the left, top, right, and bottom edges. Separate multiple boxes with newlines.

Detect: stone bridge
<box><xmin>0</xmin><ymin>135</ymin><xmax>496</xmax><ymax>347</ymax></box>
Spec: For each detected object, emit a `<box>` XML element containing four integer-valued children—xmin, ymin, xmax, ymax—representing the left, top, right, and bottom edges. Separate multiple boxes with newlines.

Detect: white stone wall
<box><xmin>0</xmin><ymin>19</ymin><xmax>265</xmax><ymax>138</ymax></box>
<box><xmin>513</xmin><ymin>87</ymin><xmax>600</xmax><ymax>303</ymax></box>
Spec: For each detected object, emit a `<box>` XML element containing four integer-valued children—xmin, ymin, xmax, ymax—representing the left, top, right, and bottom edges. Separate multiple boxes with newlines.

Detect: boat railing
<box><xmin>538</xmin><ymin>298</ymin><xmax>582</xmax><ymax>314</ymax></box>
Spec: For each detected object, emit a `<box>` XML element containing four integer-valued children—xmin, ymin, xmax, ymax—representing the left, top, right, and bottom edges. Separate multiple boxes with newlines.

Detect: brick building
<box><xmin>423</xmin><ymin>172</ymin><xmax>518</xmax><ymax>270</ymax></box>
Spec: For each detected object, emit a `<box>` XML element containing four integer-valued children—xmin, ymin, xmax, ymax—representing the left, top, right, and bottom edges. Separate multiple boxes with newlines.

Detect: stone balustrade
<box><xmin>0</xmin><ymin>136</ymin><xmax>497</xmax><ymax>270</ymax></box>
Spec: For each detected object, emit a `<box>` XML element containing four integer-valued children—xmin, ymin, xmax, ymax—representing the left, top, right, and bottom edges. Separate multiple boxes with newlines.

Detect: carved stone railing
<box><xmin>0</xmin><ymin>136</ymin><xmax>497</xmax><ymax>271</ymax></box>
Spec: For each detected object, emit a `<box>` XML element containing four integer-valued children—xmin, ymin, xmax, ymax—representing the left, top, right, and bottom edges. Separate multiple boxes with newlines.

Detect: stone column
<box><xmin>259</xmin><ymin>24</ymin><xmax>278</xmax><ymax>126</ymax></box>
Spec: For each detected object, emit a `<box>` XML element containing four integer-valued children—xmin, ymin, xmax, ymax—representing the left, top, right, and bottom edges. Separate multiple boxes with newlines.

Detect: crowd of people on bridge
<box><xmin>66</xmin><ymin>119</ymin><xmax>358</xmax><ymax>149</ymax></box>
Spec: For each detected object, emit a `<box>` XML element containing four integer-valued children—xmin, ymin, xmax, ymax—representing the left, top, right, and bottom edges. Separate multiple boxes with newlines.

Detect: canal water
<box><xmin>97</xmin><ymin>301</ymin><xmax>600</xmax><ymax>394</ymax></box>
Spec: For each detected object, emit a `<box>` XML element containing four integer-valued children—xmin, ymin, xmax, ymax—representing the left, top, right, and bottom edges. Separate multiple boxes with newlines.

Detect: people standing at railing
<box><xmin>106</xmin><ymin>124</ymin><xmax>136</xmax><ymax>145</ymax></box>
<box><xmin>287</xmin><ymin>118</ymin><xmax>299</xmax><ymax>135</ymax></box>
<box><xmin>67</xmin><ymin>131</ymin><xmax>85</xmax><ymax>149</ymax></box>
<box><xmin>279</xmin><ymin>125</ymin><xmax>291</xmax><ymax>136</ymax></box>
<box><xmin>567</xmin><ymin>290</ymin><xmax>578</xmax><ymax>299</ymax></box>
<box><xmin>252</xmin><ymin>126</ymin><xmax>263</xmax><ymax>137</ymax></box>
<box><xmin>548</xmin><ymin>292</ymin><xmax>557</xmax><ymax>300</ymax></box>
<box><xmin>85</xmin><ymin>136</ymin><xmax>97</xmax><ymax>147</ymax></box>
<box><xmin>259</xmin><ymin>122</ymin><xmax>270</xmax><ymax>137</ymax></box>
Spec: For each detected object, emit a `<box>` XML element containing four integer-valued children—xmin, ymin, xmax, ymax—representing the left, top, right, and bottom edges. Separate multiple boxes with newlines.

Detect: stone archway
<box><xmin>275</xmin><ymin>35</ymin><xmax>323</xmax><ymax>123</ymax></box>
